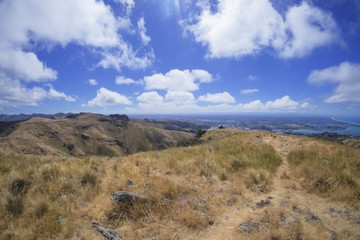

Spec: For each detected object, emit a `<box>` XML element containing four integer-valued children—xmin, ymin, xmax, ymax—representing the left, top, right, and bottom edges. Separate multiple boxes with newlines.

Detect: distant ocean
<box><xmin>331</xmin><ymin>116</ymin><xmax>360</xmax><ymax>136</ymax></box>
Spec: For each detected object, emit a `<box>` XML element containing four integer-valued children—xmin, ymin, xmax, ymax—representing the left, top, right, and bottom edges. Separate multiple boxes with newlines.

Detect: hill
<box><xmin>0</xmin><ymin>129</ymin><xmax>359</xmax><ymax>239</ymax></box>
<box><xmin>0</xmin><ymin>113</ymin><xmax>204</xmax><ymax>156</ymax></box>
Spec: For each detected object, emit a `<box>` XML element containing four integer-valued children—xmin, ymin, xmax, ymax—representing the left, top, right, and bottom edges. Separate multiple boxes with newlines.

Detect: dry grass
<box><xmin>287</xmin><ymin>141</ymin><xmax>360</xmax><ymax>209</ymax></box>
<box><xmin>6</xmin><ymin>129</ymin><xmax>359</xmax><ymax>239</ymax></box>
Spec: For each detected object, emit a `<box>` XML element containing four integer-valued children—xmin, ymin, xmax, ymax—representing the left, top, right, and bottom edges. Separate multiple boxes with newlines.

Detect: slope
<box><xmin>0</xmin><ymin>113</ymin><xmax>198</xmax><ymax>156</ymax></box>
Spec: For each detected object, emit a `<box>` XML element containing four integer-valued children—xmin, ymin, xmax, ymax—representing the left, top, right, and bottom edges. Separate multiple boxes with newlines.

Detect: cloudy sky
<box><xmin>0</xmin><ymin>0</ymin><xmax>360</xmax><ymax>116</ymax></box>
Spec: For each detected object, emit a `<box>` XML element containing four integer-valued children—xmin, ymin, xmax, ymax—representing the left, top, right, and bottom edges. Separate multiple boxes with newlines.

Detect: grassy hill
<box><xmin>0</xmin><ymin>113</ymin><xmax>201</xmax><ymax>157</ymax></box>
<box><xmin>0</xmin><ymin>129</ymin><xmax>359</xmax><ymax>239</ymax></box>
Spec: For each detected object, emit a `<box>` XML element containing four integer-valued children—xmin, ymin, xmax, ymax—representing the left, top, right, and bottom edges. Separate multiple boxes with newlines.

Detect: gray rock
<box><xmin>92</xmin><ymin>221</ymin><xmax>123</xmax><ymax>240</ymax></box>
<box><xmin>126</xmin><ymin>179</ymin><xmax>134</xmax><ymax>186</ymax></box>
<box><xmin>329</xmin><ymin>231</ymin><xmax>337</xmax><ymax>240</ymax></box>
<box><xmin>305</xmin><ymin>213</ymin><xmax>322</xmax><ymax>223</ymax></box>
<box><xmin>112</xmin><ymin>191</ymin><xmax>147</xmax><ymax>204</ymax></box>
<box><xmin>284</xmin><ymin>215</ymin><xmax>300</xmax><ymax>225</ymax></box>
<box><xmin>238</xmin><ymin>220</ymin><xmax>259</xmax><ymax>233</ymax></box>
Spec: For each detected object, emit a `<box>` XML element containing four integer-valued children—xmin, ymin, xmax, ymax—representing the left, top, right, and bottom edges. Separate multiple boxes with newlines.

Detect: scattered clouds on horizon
<box><xmin>184</xmin><ymin>0</ymin><xmax>340</xmax><ymax>59</ymax></box>
<box><xmin>308</xmin><ymin>61</ymin><xmax>360</xmax><ymax>103</ymax></box>
<box><xmin>127</xmin><ymin>94</ymin><xmax>310</xmax><ymax>114</ymax></box>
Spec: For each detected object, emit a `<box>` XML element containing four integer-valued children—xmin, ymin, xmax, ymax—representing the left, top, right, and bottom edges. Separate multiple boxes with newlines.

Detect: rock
<box><xmin>112</xmin><ymin>191</ymin><xmax>147</xmax><ymax>204</ymax></box>
<box><xmin>305</xmin><ymin>212</ymin><xmax>322</xmax><ymax>223</ymax></box>
<box><xmin>329</xmin><ymin>231</ymin><xmax>337</xmax><ymax>240</ymax></box>
<box><xmin>92</xmin><ymin>221</ymin><xmax>123</xmax><ymax>240</ymax></box>
<box><xmin>257</xmin><ymin>185</ymin><xmax>265</xmax><ymax>192</ymax></box>
<box><xmin>255</xmin><ymin>199</ymin><xmax>271</xmax><ymax>209</ymax></box>
<box><xmin>284</xmin><ymin>215</ymin><xmax>300</xmax><ymax>225</ymax></box>
<box><xmin>126</xmin><ymin>179</ymin><xmax>135</xmax><ymax>186</ymax></box>
<box><xmin>292</xmin><ymin>206</ymin><xmax>302</xmax><ymax>213</ymax></box>
<box><xmin>208</xmin><ymin>220</ymin><xmax>215</xmax><ymax>225</ymax></box>
<box><xmin>238</xmin><ymin>220</ymin><xmax>259</xmax><ymax>233</ymax></box>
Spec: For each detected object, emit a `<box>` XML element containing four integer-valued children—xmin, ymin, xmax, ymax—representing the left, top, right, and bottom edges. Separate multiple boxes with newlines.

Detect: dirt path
<box><xmin>196</xmin><ymin>134</ymin><xmax>360</xmax><ymax>240</ymax></box>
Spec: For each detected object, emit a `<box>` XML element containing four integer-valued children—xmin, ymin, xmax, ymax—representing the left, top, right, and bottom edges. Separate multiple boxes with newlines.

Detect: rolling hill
<box><xmin>0</xmin><ymin>113</ymin><xmax>204</xmax><ymax>156</ymax></box>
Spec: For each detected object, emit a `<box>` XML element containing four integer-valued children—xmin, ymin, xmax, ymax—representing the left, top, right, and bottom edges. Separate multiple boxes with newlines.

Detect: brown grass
<box><xmin>4</xmin><ymin>129</ymin><xmax>358</xmax><ymax>239</ymax></box>
<box><xmin>287</xmin><ymin>142</ymin><xmax>360</xmax><ymax>209</ymax></box>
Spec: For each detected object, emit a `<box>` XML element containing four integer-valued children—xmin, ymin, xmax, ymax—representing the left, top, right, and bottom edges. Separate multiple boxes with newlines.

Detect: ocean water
<box><xmin>331</xmin><ymin>116</ymin><xmax>360</xmax><ymax>136</ymax></box>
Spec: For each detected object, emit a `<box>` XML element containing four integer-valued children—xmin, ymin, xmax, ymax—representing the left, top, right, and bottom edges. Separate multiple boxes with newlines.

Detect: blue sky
<box><xmin>0</xmin><ymin>0</ymin><xmax>360</xmax><ymax>116</ymax></box>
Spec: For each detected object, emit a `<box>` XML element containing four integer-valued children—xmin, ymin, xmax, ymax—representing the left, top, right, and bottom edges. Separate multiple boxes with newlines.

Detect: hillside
<box><xmin>0</xmin><ymin>129</ymin><xmax>359</xmax><ymax>239</ymax></box>
<box><xmin>0</xmin><ymin>113</ymin><xmax>202</xmax><ymax>156</ymax></box>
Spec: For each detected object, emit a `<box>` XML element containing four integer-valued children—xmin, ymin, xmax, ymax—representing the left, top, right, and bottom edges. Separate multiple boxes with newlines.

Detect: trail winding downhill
<box><xmin>196</xmin><ymin>134</ymin><xmax>360</xmax><ymax>240</ymax></box>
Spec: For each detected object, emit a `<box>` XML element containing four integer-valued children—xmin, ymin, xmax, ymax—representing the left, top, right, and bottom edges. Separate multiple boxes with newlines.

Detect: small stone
<box><xmin>238</xmin><ymin>221</ymin><xmax>259</xmax><ymax>233</ymax></box>
<box><xmin>126</xmin><ymin>179</ymin><xmax>134</xmax><ymax>186</ymax></box>
<box><xmin>330</xmin><ymin>231</ymin><xmax>337</xmax><ymax>240</ymax></box>
<box><xmin>257</xmin><ymin>185</ymin><xmax>265</xmax><ymax>192</ymax></box>
<box><xmin>81</xmin><ymin>199</ymin><xmax>88</xmax><ymax>207</ymax></box>
<box><xmin>305</xmin><ymin>213</ymin><xmax>322</xmax><ymax>223</ymax></box>
<box><xmin>112</xmin><ymin>191</ymin><xmax>147</xmax><ymax>204</ymax></box>
<box><xmin>292</xmin><ymin>206</ymin><xmax>302</xmax><ymax>213</ymax></box>
<box><xmin>208</xmin><ymin>220</ymin><xmax>215</xmax><ymax>225</ymax></box>
<box><xmin>92</xmin><ymin>221</ymin><xmax>123</xmax><ymax>240</ymax></box>
<box><xmin>284</xmin><ymin>215</ymin><xmax>300</xmax><ymax>225</ymax></box>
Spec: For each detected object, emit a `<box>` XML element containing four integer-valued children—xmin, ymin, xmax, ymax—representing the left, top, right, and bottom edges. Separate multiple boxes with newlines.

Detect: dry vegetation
<box><xmin>0</xmin><ymin>129</ymin><xmax>359</xmax><ymax>240</ymax></box>
<box><xmin>287</xmin><ymin>141</ymin><xmax>360</xmax><ymax>209</ymax></box>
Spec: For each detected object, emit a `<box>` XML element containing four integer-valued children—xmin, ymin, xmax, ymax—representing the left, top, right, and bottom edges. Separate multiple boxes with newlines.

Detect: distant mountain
<box><xmin>0</xmin><ymin>113</ymin><xmax>68</xmax><ymax>122</ymax></box>
<box><xmin>0</xmin><ymin>113</ymin><xmax>206</xmax><ymax>156</ymax></box>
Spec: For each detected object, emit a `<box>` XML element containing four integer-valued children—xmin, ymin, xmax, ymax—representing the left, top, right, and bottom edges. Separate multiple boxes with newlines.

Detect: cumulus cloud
<box><xmin>88</xmin><ymin>79</ymin><xmax>98</xmax><ymax>86</ymax></box>
<box><xmin>137</xmin><ymin>91</ymin><xmax>164</xmax><ymax>103</ymax></box>
<box><xmin>47</xmin><ymin>85</ymin><xmax>76</xmax><ymax>102</ymax></box>
<box><xmin>184</xmin><ymin>0</ymin><xmax>339</xmax><ymax>59</ymax></box>
<box><xmin>0</xmin><ymin>0</ymin><xmax>154</xmax><ymax>108</ymax></box>
<box><xmin>0</xmin><ymin>74</ymin><xmax>47</xmax><ymax>109</ymax></box>
<box><xmin>165</xmin><ymin>91</ymin><xmax>196</xmax><ymax>103</ymax></box>
<box><xmin>115</xmin><ymin>76</ymin><xmax>137</xmax><ymax>85</ymax></box>
<box><xmin>198</xmin><ymin>92</ymin><xmax>235</xmax><ymax>103</ymax></box>
<box><xmin>137</xmin><ymin>17</ymin><xmax>151</xmax><ymax>45</ymax></box>
<box><xmin>241</xmin><ymin>89</ymin><xmax>259</xmax><ymax>94</ymax></box>
<box><xmin>0</xmin><ymin>49</ymin><xmax>57</xmax><ymax>82</ymax></box>
<box><xmin>144</xmin><ymin>69</ymin><xmax>214</xmax><ymax>91</ymax></box>
<box><xmin>128</xmin><ymin>92</ymin><xmax>308</xmax><ymax>114</ymax></box>
<box><xmin>307</xmin><ymin>62</ymin><xmax>360</xmax><ymax>102</ymax></box>
<box><xmin>86</xmin><ymin>87</ymin><xmax>132</xmax><ymax>107</ymax></box>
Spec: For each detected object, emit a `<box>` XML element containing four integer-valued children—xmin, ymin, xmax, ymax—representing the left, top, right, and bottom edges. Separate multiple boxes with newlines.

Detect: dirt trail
<box><xmin>196</xmin><ymin>134</ymin><xmax>360</xmax><ymax>240</ymax></box>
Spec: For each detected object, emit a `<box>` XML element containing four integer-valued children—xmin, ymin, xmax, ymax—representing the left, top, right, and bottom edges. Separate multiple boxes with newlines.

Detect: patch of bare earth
<box><xmin>195</xmin><ymin>134</ymin><xmax>360</xmax><ymax>240</ymax></box>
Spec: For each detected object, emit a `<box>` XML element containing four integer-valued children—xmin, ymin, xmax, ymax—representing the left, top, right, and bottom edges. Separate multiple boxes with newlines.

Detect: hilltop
<box><xmin>0</xmin><ymin>113</ymin><xmax>206</xmax><ymax>156</ymax></box>
<box><xmin>0</xmin><ymin>128</ymin><xmax>359</xmax><ymax>239</ymax></box>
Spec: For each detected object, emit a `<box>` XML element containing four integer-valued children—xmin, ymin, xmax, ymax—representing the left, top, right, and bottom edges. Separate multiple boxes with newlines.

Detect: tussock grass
<box><xmin>0</xmin><ymin>129</ymin><xmax>282</xmax><ymax>239</ymax></box>
<box><xmin>288</xmin><ymin>142</ymin><xmax>360</xmax><ymax>208</ymax></box>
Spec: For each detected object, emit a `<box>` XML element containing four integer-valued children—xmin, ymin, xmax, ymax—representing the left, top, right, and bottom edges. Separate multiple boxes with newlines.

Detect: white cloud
<box><xmin>241</xmin><ymin>89</ymin><xmax>259</xmax><ymax>94</ymax></box>
<box><xmin>0</xmin><ymin>74</ymin><xmax>47</xmax><ymax>109</ymax></box>
<box><xmin>115</xmin><ymin>76</ymin><xmax>137</xmax><ymax>85</ymax></box>
<box><xmin>307</xmin><ymin>62</ymin><xmax>360</xmax><ymax>103</ymax></box>
<box><xmin>184</xmin><ymin>0</ymin><xmax>339</xmax><ymax>59</ymax></box>
<box><xmin>0</xmin><ymin>49</ymin><xmax>57</xmax><ymax>82</ymax></box>
<box><xmin>137</xmin><ymin>91</ymin><xmax>164</xmax><ymax>103</ymax></box>
<box><xmin>248</xmin><ymin>75</ymin><xmax>256</xmax><ymax>81</ymax></box>
<box><xmin>264</xmin><ymin>95</ymin><xmax>300</xmax><ymax>109</ymax></box>
<box><xmin>86</xmin><ymin>87</ymin><xmax>132</xmax><ymax>107</ymax></box>
<box><xmin>137</xmin><ymin>17</ymin><xmax>151</xmax><ymax>45</ymax></box>
<box><xmin>0</xmin><ymin>0</ymin><xmax>154</xmax><ymax>109</ymax></box>
<box><xmin>128</xmin><ymin>95</ymin><xmax>310</xmax><ymax>114</ymax></box>
<box><xmin>143</xmin><ymin>69</ymin><xmax>214</xmax><ymax>91</ymax></box>
<box><xmin>198</xmin><ymin>92</ymin><xmax>235</xmax><ymax>103</ymax></box>
<box><xmin>98</xmin><ymin>47</ymin><xmax>154</xmax><ymax>71</ymax></box>
<box><xmin>113</xmin><ymin>0</ymin><xmax>135</xmax><ymax>15</ymax></box>
<box><xmin>165</xmin><ymin>91</ymin><xmax>196</xmax><ymax>103</ymax></box>
<box><xmin>0</xmin><ymin>73</ymin><xmax>76</xmax><ymax>109</ymax></box>
<box><xmin>88</xmin><ymin>79</ymin><xmax>98</xmax><ymax>86</ymax></box>
<box><xmin>280</xmin><ymin>2</ymin><xmax>339</xmax><ymax>58</ymax></box>
<box><xmin>47</xmin><ymin>85</ymin><xmax>76</xmax><ymax>102</ymax></box>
